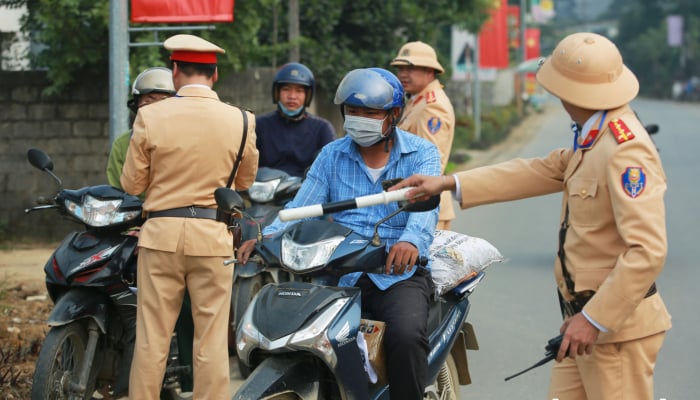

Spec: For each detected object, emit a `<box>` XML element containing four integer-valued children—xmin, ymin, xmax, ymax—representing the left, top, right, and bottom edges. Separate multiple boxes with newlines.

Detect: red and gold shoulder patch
<box><xmin>425</xmin><ymin>91</ymin><xmax>437</xmax><ymax>104</ymax></box>
<box><xmin>608</xmin><ymin>119</ymin><xmax>635</xmax><ymax>144</ymax></box>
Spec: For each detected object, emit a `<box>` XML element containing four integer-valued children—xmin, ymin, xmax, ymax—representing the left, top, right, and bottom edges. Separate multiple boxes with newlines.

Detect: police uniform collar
<box><xmin>175</xmin><ymin>85</ymin><xmax>220</xmax><ymax>100</ymax></box>
<box><xmin>576</xmin><ymin>110</ymin><xmax>606</xmax><ymax>150</ymax></box>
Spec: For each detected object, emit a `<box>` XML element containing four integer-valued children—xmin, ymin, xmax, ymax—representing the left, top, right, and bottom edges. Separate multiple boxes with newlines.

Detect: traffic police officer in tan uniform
<box><xmin>390</xmin><ymin>41</ymin><xmax>456</xmax><ymax>230</ymax></box>
<box><xmin>391</xmin><ymin>32</ymin><xmax>671</xmax><ymax>400</ymax></box>
<box><xmin>121</xmin><ymin>34</ymin><xmax>258</xmax><ymax>400</ymax></box>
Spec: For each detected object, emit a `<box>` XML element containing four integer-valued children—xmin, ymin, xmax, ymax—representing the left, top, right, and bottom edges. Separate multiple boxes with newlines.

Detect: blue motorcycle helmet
<box><xmin>272</xmin><ymin>62</ymin><xmax>316</xmax><ymax>108</ymax></box>
<box><xmin>334</xmin><ymin>68</ymin><xmax>405</xmax><ymax>150</ymax></box>
<box><xmin>333</xmin><ymin>67</ymin><xmax>405</xmax><ymax>112</ymax></box>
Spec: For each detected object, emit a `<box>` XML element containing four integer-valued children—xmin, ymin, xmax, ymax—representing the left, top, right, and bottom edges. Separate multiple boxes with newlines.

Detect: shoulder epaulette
<box><xmin>608</xmin><ymin>118</ymin><xmax>635</xmax><ymax>144</ymax></box>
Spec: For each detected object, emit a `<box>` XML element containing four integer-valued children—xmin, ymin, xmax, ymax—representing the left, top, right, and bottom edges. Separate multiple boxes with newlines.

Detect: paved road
<box><xmin>452</xmin><ymin>98</ymin><xmax>700</xmax><ymax>399</ymax></box>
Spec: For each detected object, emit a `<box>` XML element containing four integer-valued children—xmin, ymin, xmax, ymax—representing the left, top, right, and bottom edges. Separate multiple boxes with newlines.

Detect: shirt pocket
<box><xmin>567</xmin><ymin>177</ymin><xmax>601</xmax><ymax>227</ymax></box>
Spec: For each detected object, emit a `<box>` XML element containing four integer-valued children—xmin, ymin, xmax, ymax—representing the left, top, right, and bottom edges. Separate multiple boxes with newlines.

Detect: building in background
<box><xmin>0</xmin><ymin>4</ymin><xmax>30</xmax><ymax>71</ymax></box>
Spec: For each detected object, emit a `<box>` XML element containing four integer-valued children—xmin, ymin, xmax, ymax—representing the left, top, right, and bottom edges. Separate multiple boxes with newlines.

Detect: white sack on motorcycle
<box><xmin>429</xmin><ymin>230</ymin><xmax>504</xmax><ymax>296</ymax></box>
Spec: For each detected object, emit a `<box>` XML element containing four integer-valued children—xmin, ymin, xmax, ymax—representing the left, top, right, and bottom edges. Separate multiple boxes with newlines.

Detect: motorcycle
<box><xmin>215</xmin><ymin>187</ymin><xmax>484</xmax><ymax>399</ymax></box>
<box><xmin>25</xmin><ymin>148</ymin><xmax>190</xmax><ymax>400</ymax></box>
<box><xmin>228</xmin><ymin>167</ymin><xmax>302</xmax><ymax>353</ymax></box>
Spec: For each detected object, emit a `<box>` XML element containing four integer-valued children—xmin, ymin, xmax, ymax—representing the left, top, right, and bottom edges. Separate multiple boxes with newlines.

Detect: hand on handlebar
<box><xmin>385</xmin><ymin>241</ymin><xmax>419</xmax><ymax>275</ymax></box>
<box><xmin>388</xmin><ymin>174</ymin><xmax>455</xmax><ymax>202</ymax></box>
<box><xmin>236</xmin><ymin>239</ymin><xmax>257</xmax><ymax>265</ymax></box>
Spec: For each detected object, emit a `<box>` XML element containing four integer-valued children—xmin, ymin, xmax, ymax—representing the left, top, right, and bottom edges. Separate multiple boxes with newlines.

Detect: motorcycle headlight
<box><xmin>281</xmin><ymin>234</ymin><xmax>345</xmax><ymax>272</ymax></box>
<box><xmin>248</xmin><ymin>178</ymin><xmax>281</xmax><ymax>203</ymax></box>
<box><xmin>65</xmin><ymin>195</ymin><xmax>141</xmax><ymax>227</ymax></box>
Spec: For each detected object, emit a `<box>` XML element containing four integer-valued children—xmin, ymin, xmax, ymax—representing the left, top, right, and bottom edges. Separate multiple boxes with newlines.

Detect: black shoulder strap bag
<box><xmin>222</xmin><ymin>108</ymin><xmax>249</xmax><ymax>249</ymax></box>
<box><xmin>226</xmin><ymin>108</ymin><xmax>249</xmax><ymax>189</ymax></box>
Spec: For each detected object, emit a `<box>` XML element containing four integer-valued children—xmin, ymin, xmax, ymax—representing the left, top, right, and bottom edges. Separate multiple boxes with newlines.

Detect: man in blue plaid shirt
<box><xmin>238</xmin><ymin>68</ymin><xmax>441</xmax><ymax>399</ymax></box>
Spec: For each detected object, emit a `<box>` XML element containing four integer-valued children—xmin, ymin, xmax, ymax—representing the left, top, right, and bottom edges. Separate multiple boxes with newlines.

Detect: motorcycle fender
<box><xmin>233</xmin><ymin>355</ymin><xmax>321</xmax><ymax>400</ymax></box>
<box><xmin>450</xmin><ymin>322</ymin><xmax>479</xmax><ymax>385</ymax></box>
<box><xmin>47</xmin><ymin>288</ymin><xmax>109</xmax><ymax>333</ymax></box>
<box><xmin>234</xmin><ymin>260</ymin><xmax>267</xmax><ymax>279</ymax></box>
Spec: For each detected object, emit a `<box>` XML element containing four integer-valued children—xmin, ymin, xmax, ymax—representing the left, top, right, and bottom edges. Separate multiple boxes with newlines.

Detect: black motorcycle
<box><xmin>25</xmin><ymin>148</ymin><xmax>189</xmax><ymax>400</ymax></box>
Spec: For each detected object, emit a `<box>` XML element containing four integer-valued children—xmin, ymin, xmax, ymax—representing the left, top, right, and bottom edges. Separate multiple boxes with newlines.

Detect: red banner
<box><xmin>479</xmin><ymin>0</ymin><xmax>509</xmax><ymax>69</ymax></box>
<box><xmin>525</xmin><ymin>28</ymin><xmax>541</xmax><ymax>60</ymax></box>
<box><xmin>131</xmin><ymin>0</ymin><xmax>235</xmax><ymax>23</ymax></box>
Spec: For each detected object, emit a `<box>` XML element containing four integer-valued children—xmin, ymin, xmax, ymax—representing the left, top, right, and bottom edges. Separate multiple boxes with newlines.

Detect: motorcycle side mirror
<box><xmin>403</xmin><ymin>195</ymin><xmax>440</xmax><ymax>212</ymax></box>
<box><xmin>215</xmin><ymin>187</ymin><xmax>245</xmax><ymax>213</ymax></box>
<box><xmin>369</xmin><ymin>195</ymin><xmax>440</xmax><ymax>247</ymax></box>
<box><xmin>28</xmin><ymin>148</ymin><xmax>62</xmax><ymax>187</ymax></box>
<box><xmin>27</xmin><ymin>148</ymin><xmax>54</xmax><ymax>171</ymax></box>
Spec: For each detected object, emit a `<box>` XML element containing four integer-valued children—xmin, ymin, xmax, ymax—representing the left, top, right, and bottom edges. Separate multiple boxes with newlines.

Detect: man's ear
<box><xmin>213</xmin><ymin>67</ymin><xmax>219</xmax><ymax>83</ymax></box>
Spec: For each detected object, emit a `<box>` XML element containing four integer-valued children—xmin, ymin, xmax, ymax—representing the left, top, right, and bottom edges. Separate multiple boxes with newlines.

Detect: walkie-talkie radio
<box><xmin>505</xmin><ymin>334</ymin><xmax>566</xmax><ymax>381</ymax></box>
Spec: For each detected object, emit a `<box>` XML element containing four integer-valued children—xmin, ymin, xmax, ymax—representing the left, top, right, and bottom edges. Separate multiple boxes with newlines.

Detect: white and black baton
<box><xmin>278</xmin><ymin>187</ymin><xmax>418</xmax><ymax>222</ymax></box>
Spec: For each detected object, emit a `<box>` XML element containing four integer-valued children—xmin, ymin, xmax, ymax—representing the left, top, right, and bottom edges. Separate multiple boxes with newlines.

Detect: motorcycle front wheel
<box><xmin>31</xmin><ymin>322</ymin><xmax>98</xmax><ymax>400</ymax></box>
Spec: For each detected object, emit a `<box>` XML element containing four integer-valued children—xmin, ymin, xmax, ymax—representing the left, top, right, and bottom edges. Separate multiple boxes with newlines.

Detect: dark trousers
<box><xmin>356</xmin><ymin>270</ymin><xmax>432</xmax><ymax>400</ymax></box>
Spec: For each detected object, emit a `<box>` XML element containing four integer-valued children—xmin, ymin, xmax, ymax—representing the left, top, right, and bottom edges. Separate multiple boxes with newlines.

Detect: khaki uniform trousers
<box><xmin>129</xmin><ymin>230</ymin><xmax>232</xmax><ymax>400</ymax></box>
<box><xmin>547</xmin><ymin>331</ymin><xmax>665</xmax><ymax>400</ymax></box>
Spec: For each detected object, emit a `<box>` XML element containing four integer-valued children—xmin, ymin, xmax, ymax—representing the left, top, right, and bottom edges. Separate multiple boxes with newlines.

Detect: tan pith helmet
<box><xmin>536</xmin><ymin>32</ymin><xmax>639</xmax><ymax>110</ymax></box>
<box><xmin>390</xmin><ymin>41</ymin><xmax>444</xmax><ymax>74</ymax></box>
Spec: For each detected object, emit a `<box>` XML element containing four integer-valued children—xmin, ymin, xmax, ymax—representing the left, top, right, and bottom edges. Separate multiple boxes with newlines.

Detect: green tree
<box><xmin>1</xmin><ymin>0</ymin><xmax>494</xmax><ymax>96</ymax></box>
<box><xmin>605</xmin><ymin>0</ymin><xmax>700</xmax><ymax>97</ymax></box>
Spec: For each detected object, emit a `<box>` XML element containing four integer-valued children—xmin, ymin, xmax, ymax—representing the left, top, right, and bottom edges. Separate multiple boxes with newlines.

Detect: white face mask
<box><xmin>344</xmin><ymin>115</ymin><xmax>387</xmax><ymax>147</ymax></box>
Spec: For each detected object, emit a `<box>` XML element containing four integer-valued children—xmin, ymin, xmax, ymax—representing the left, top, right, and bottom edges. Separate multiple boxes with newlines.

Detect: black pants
<box><xmin>356</xmin><ymin>270</ymin><xmax>432</xmax><ymax>400</ymax></box>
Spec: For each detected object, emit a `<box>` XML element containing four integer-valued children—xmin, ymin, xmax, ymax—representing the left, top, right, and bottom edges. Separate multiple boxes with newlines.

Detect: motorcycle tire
<box><xmin>31</xmin><ymin>322</ymin><xmax>98</xmax><ymax>400</ymax></box>
<box><xmin>229</xmin><ymin>274</ymin><xmax>264</xmax><ymax>355</ymax></box>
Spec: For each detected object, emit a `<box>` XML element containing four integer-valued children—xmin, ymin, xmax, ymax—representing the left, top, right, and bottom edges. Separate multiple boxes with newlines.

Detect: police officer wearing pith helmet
<box><xmin>391</xmin><ymin>32</ymin><xmax>671</xmax><ymax>400</ymax></box>
<box><xmin>121</xmin><ymin>34</ymin><xmax>259</xmax><ymax>400</ymax></box>
<box><xmin>391</xmin><ymin>41</ymin><xmax>456</xmax><ymax>230</ymax></box>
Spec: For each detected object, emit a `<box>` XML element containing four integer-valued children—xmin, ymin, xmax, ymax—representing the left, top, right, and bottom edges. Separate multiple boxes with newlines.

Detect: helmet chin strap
<box><xmin>277</xmin><ymin>102</ymin><xmax>305</xmax><ymax>121</ymax></box>
<box><xmin>382</xmin><ymin>124</ymin><xmax>396</xmax><ymax>153</ymax></box>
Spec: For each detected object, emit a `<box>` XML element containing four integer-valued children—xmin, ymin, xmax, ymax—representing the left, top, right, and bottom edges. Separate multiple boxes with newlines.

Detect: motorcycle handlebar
<box><xmin>278</xmin><ymin>187</ymin><xmax>418</xmax><ymax>222</ymax></box>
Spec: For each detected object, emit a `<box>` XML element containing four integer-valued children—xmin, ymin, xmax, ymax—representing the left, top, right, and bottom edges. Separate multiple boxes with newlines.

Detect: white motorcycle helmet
<box><xmin>127</xmin><ymin>67</ymin><xmax>176</xmax><ymax>112</ymax></box>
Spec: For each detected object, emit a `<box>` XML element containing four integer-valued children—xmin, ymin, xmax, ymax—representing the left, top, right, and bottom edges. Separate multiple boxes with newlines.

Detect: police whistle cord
<box><xmin>504</xmin><ymin>334</ymin><xmax>564</xmax><ymax>381</ymax></box>
<box><xmin>278</xmin><ymin>187</ymin><xmax>420</xmax><ymax>222</ymax></box>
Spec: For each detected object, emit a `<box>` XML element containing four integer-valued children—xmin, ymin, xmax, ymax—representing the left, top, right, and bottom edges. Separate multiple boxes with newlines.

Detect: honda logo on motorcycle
<box><xmin>277</xmin><ymin>289</ymin><xmax>305</xmax><ymax>297</ymax></box>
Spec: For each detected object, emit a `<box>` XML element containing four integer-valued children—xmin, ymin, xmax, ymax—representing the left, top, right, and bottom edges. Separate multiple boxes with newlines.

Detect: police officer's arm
<box><xmin>233</xmin><ymin>110</ymin><xmax>260</xmax><ymax>191</ymax></box>
<box><xmin>120</xmin><ymin>113</ymin><xmax>151</xmax><ymax>196</ymax></box>
<box><xmin>390</xmin><ymin>148</ymin><xmax>572</xmax><ymax>204</ymax></box>
<box><xmin>581</xmin><ymin>134</ymin><xmax>667</xmax><ymax>332</ymax></box>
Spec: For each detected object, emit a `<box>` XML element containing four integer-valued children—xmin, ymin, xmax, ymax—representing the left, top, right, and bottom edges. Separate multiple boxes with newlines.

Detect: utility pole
<box><xmin>108</xmin><ymin>0</ymin><xmax>129</xmax><ymax>145</ymax></box>
<box><xmin>288</xmin><ymin>0</ymin><xmax>299</xmax><ymax>62</ymax></box>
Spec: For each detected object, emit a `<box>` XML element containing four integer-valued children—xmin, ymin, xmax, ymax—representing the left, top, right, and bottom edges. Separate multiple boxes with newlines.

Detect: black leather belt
<box><xmin>561</xmin><ymin>283</ymin><xmax>657</xmax><ymax>318</ymax></box>
<box><xmin>147</xmin><ymin>206</ymin><xmax>217</xmax><ymax>220</ymax></box>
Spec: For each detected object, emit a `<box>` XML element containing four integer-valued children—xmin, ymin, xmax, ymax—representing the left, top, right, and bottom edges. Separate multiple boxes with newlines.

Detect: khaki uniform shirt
<box><xmin>399</xmin><ymin>79</ymin><xmax>456</xmax><ymax>222</ymax></box>
<box><xmin>455</xmin><ymin>105</ymin><xmax>671</xmax><ymax>343</ymax></box>
<box><xmin>121</xmin><ymin>86</ymin><xmax>259</xmax><ymax>257</ymax></box>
